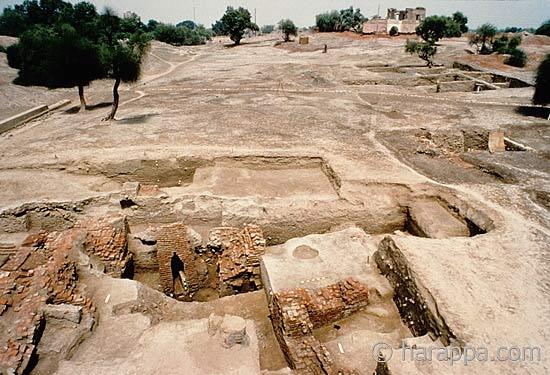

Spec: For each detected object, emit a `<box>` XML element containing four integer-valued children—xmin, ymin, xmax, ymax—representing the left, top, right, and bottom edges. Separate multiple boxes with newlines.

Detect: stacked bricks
<box><xmin>0</xmin><ymin>229</ymin><xmax>94</xmax><ymax>375</ymax></box>
<box><xmin>155</xmin><ymin>223</ymin><xmax>204</xmax><ymax>296</ymax></box>
<box><xmin>78</xmin><ymin>216</ymin><xmax>132</xmax><ymax>278</ymax></box>
<box><xmin>270</xmin><ymin>278</ymin><xmax>369</xmax><ymax>374</ymax></box>
<box><xmin>208</xmin><ymin>224</ymin><xmax>266</xmax><ymax>296</ymax></box>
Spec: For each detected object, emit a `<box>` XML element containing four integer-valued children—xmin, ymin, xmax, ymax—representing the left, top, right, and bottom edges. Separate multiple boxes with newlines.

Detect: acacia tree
<box><xmin>405</xmin><ymin>40</ymin><xmax>437</xmax><ymax>67</ymax></box>
<box><xmin>279</xmin><ymin>19</ymin><xmax>297</xmax><ymax>42</ymax></box>
<box><xmin>219</xmin><ymin>6</ymin><xmax>258</xmax><ymax>45</ymax></box>
<box><xmin>7</xmin><ymin>23</ymin><xmax>103</xmax><ymax>111</ymax></box>
<box><xmin>533</xmin><ymin>53</ymin><xmax>550</xmax><ymax>106</ymax></box>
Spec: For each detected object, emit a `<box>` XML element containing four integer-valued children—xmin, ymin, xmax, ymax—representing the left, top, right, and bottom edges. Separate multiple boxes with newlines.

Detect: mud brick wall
<box><xmin>209</xmin><ymin>225</ymin><xmax>266</xmax><ymax>296</ymax></box>
<box><xmin>156</xmin><ymin>223</ymin><xmax>203</xmax><ymax>296</ymax></box>
<box><xmin>78</xmin><ymin>216</ymin><xmax>132</xmax><ymax>278</ymax></box>
<box><xmin>269</xmin><ymin>278</ymin><xmax>369</xmax><ymax>374</ymax></box>
<box><xmin>0</xmin><ymin>229</ymin><xmax>94</xmax><ymax>375</ymax></box>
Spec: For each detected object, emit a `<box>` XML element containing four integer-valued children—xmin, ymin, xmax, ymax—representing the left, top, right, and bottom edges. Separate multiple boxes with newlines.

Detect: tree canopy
<box><xmin>279</xmin><ymin>19</ymin><xmax>297</xmax><ymax>42</ymax></box>
<box><xmin>452</xmin><ymin>12</ymin><xmax>468</xmax><ymax>34</ymax></box>
<box><xmin>533</xmin><ymin>53</ymin><xmax>550</xmax><ymax>105</ymax></box>
<box><xmin>7</xmin><ymin>23</ymin><xmax>103</xmax><ymax>110</ymax></box>
<box><xmin>535</xmin><ymin>20</ymin><xmax>550</xmax><ymax>36</ymax></box>
<box><xmin>405</xmin><ymin>39</ymin><xmax>437</xmax><ymax>67</ymax></box>
<box><xmin>469</xmin><ymin>23</ymin><xmax>497</xmax><ymax>54</ymax></box>
<box><xmin>218</xmin><ymin>6</ymin><xmax>258</xmax><ymax>45</ymax></box>
<box><xmin>315</xmin><ymin>7</ymin><xmax>365</xmax><ymax>33</ymax></box>
<box><xmin>2</xmin><ymin>2</ymin><xmax>152</xmax><ymax>118</ymax></box>
<box><xmin>97</xmin><ymin>9</ymin><xmax>150</xmax><ymax>120</ymax></box>
<box><xmin>340</xmin><ymin>7</ymin><xmax>365</xmax><ymax>33</ymax></box>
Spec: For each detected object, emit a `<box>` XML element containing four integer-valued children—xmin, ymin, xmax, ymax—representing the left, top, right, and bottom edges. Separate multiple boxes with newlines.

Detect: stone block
<box><xmin>408</xmin><ymin>200</ymin><xmax>470</xmax><ymax>239</ymax></box>
<box><xmin>488</xmin><ymin>130</ymin><xmax>505</xmax><ymax>153</ymax></box>
<box><xmin>41</xmin><ymin>304</ymin><xmax>82</xmax><ymax>324</ymax></box>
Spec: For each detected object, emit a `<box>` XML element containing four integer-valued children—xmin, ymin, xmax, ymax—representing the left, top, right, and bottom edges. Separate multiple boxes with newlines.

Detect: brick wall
<box><xmin>0</xmin><ymin>229</ymin><xmax>94</xmax><ymax>375</ymax></box>
<box><xmin>270</xmin><ymin>278</ymin><xmax>369</xmax><ymax>374</ymax></box>
<box><xmin>78</xmin><ymin>216</ymin><xmax>132</xmax><ymax>278</ymax></box>
<box><xmin>156</xmin><ymin>223</ymin><xmax>205</xmax><ymax>297</ymax></box>
<box><xmin>208</xmin><ymin>225</ymin><xmax>266</xmax><ymax>297</ymax></box>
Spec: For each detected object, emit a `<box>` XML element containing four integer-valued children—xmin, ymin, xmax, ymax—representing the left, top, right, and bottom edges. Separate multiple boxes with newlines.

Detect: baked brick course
<box><xmin>208</xmin><ymin>225</ymin><xmax>266</xmax><ymax>296</ymax></box>
<box><xmin>270</xmin><ymin>278</ymin><xmax>369</xmax><ymax>374</ymax></box>
<box><xmin>156</xmin><ymin>223</ymin><xmax>205</xmax><ymax>297</ymax></box>
<box><xmin>78</xmin><ymin>216</ymin><xmax>132</xmax><ymax>278</ymax></box>
<box><xmin>0</xmin><ymin>229</ymin><xmax>94</xmax><ymax>375</ymax></box>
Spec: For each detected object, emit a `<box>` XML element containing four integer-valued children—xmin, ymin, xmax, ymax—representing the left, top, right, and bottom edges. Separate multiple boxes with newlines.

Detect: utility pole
<box><xmin>376</xmin><ymin>4</ymin><xmax>380</xmax><ymax>35</ymax></box>
<box><xmin>254</xmin><ymin>8</ymin><xmax>257</xmax><ymax>36</ymax></box>
<box><xmin>193</xmin><ymin>0</ymin><xmax>196</xmax><ymax>25</ymax></box>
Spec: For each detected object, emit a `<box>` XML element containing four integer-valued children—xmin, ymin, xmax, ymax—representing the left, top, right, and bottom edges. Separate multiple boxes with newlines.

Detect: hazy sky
<box><xmin>1</xmin><ymin>0</ymin><xmax>548</xmax><ymax>29</ymax></box>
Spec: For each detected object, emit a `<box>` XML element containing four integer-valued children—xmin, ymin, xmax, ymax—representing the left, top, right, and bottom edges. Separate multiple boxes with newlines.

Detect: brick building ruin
<box><xmin>363</xmin><ymin>7</ymin><xmax>426</xmax><ymax>34</ymax></box>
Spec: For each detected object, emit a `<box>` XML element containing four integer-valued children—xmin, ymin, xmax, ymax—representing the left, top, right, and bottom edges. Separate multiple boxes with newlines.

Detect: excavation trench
<box><xmin>0</xmin><ymin>157</ymin><xmax>495</xmax><ymax>374</ymax></box>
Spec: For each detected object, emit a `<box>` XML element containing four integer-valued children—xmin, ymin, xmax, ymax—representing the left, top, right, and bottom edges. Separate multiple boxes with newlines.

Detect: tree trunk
<box><xmin>78</xmin><ymin>85</ymin><xmax>86</xmax><ymax>112</ymax></box>
<box><xmin>103</xmin><ymin>78</ymin><xmax>120</xmax><ymax>121</ymax></box>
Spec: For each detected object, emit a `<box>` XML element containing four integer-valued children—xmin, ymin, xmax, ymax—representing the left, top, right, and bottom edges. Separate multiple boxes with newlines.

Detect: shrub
<box><xmin>153</xmin><ymin>23</ymin><xmax>210</xmax><ymax>46</ymax></box>
<box><xmin>533</xmin><ymin>53</ymin><xmax>550</xmax><ymax>105</ymax></box>
<box><xmin>535</xmin><ymin>20</ymin><xmax>550</xmax><ymax>36</ymax></box>
<box><xmin>505</xmin><ymin>48</ymin><xmax>527</xmax><ymax>67</ymax></box>
<box><xmin>389</xmin><ymin>26</ymin><xmax>398</xmax><ymax>36</ymax></box>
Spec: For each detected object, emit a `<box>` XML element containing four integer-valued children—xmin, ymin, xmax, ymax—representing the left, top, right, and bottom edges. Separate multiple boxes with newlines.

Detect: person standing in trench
<box><xmin>170</xmin><ymin>252</ymin><xmax>185</xmax><ymax>293</ymax></box>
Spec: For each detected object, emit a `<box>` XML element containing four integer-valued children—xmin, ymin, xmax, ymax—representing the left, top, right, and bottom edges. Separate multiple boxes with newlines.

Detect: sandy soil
<box><xmin>1</xmin><ymin>33</ymin><xmax>549</xmax><ymax>374</ymax></box>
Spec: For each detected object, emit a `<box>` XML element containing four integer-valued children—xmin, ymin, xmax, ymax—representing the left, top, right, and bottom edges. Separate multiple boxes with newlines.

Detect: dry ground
<box><xmin>1</xmin><ymin>32</ymin><xmax>549</xmax><ymax>374</ymax></box>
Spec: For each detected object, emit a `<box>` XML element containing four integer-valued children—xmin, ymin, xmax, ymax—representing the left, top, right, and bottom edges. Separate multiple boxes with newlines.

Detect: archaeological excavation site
<box><xmin>0</xmin><ymin>4</ymin><xmax>549</xmax><ymax>375</ymax></box>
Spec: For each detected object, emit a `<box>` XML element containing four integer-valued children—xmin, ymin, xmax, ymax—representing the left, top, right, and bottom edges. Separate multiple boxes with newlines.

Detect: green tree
<box><xmin>66</xmin><ymin>2</ymin><xmax>99</xmax><ymax>40</ymax></box>
<box><xmin>389</xmin><ymin>26</ymin><xmax>398</xmax><ymax>36</ymax></box>
<box><xmin>219</xmin><ymin>6</ymin><xmax>258</xmax><ymax>45</ymax></box>
<box><xmin>452</xmin><ymin>11</ymin><xmax>468</xmax><ymax>34</ymax></box>
<box><xmin>211</xmin><ymin>20</ymin><xmax>226</xmax><ymax>36</ymax></box>
<box><xmin>261</xmin><ymin>24</ymin><xmax>274</xmax><ymax>34</ymax></box>
<box><xmin>533</xmin><ymin>53</ymin><xmax>550</xmax><ymax>105</ymax></box>
<box><xmin>315</xmin><ymin>11</ymin><xmax>341</xmax><ymax>32</ymax></box>
<box><xmin>505</xmin><ymin>48</ymin><xmax>527</xmax><ymax>67</ymax></box>
<box><xmin>177</xmin><ymin>20</ymin><xmax>196</xmax><ymax>30</ymax></box>
<box><xmin>7</xmin><ymin>24</ymin><xmax>104</xmax><ymax>111</ymax></box>
<box><xmin>279</xmin><ymin>19</ymin><xmax>297</xmax><ymax>42</ymax></box>
<box><xmin>535</xmin><ymin>20</ymin><xmax>550</xmax><ymax>36</ymax></box>
<box><xmin>444</xmin><ymin>18</ymin><xmax>462</xmax><ymax>38</ymax></box>
<box><xmin>145</xmin><ymin>19</ymin><xmax>159</xmax><ymax>33</ymax></box>
<box><xmin>119</xmin><ymin>12</ymin><xmax>146</xmax><ymax>38</ymax></box>
<box><xmin>405</xmin><ymin>39</ymin><xmax>437</xmax><ymax>67</ymax></box>
<box><xmin>152</xmin><ymin>23</ymin><xmax>210</xmax><ymax>46</ymax></box>
<box><xmin>471</xmin><ymin>23</ymin><xmax>497</xmax><ymax>54</ymax></box>
<box><xmin>416</xmin><ymin>16</ymin><xmax>449</xmax><ymax>43</ymax></box>
<box><xmin>98</xmin><ymin>9</ymin><xmax>150</xmax><ymax>121</ymax></box>
<box><xmin>0</xmin><ymin>6</ymin><xmax>28</xmax><ymax>36</ymax></box>
<box><xmin>340</xmin><ymin>6</ymin><xmax>364</xmax><ymax>33</ymax></box>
